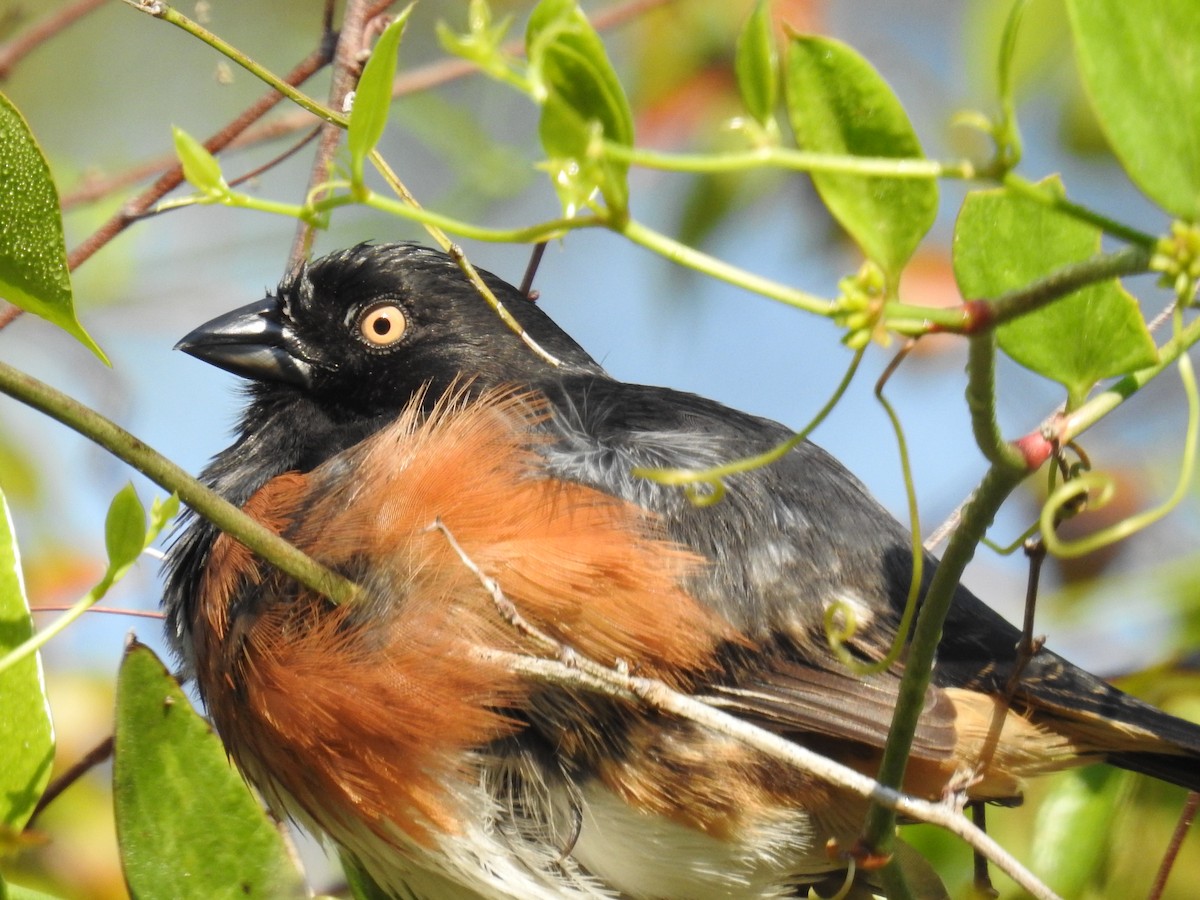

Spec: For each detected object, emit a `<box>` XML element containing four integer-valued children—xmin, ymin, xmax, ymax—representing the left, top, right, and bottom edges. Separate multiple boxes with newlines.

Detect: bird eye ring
<box><xmin>356</xmin><ymin>302</ymin><xmax>407</xmax><ymax>348</ymax></box>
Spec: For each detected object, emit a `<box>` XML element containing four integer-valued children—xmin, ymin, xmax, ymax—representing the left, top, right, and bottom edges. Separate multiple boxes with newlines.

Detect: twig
<box><xmin>27</xmin><ymin>735</ymin><xmax>113</xmax><ymax>826</ymax></box>
<box><xmin>861</xmin><ymin>334</ymin><xmax>1031</xmax><ymax>865</ymax></box>
<box><xmin>1003</xmin><ymin>538</ymin><xmax>1047</xmax><ymax>696</ymax></box>
<box><xmin>519</xmin><ymin>242</ymin><xmax>548</xmax><ymax>298</ymax></box>
<box><xmin>446</xmin><ymin>244</ymin><xmax>563</xmax><ymax>367</ymax></box>
<box><xmin>0</xmin><ymin>358</ymin><xmax>358</xmax><ymax>606</ymax></box>
<box><xmin>228</xmin><ymin>125</ymin><xmax>323</xmax><ymax>188</ymax></box>
<box><xmin>290</xmin><ymin>0</ymin><xmax>379</xmax><ymax>265</ymax></box>
<box><xmin>1148</xmin><ymin>791</ymin><xmax>1200</xmax><ymax>900</ymax></box>
<box><xmin>0</xmin><ymin>0</ymin><xmax>107</xmax><ymax>80</ymax></box>
<box><xmin>32</xmin><ymin>604</ymin><xmax>164</xmax><ymax>620</ymax></box>
<box><xmin>56</xmin><ymin>0</ymin><xmax>674</xmax><ymax>217</ymax></box>
<box><xmin>428</xmin><ymin>518</ymin><xmax>1061</xmax><ymax>900</ymax></box>
<box><xmin>65</xmin><ymin>34</ymin><xmax>336</xmax><ymax>274</ymax></box>
<box><xmin>970</xmin><ymin>802</ymin><xmax>998</xmax><ymax>897</ymax></box>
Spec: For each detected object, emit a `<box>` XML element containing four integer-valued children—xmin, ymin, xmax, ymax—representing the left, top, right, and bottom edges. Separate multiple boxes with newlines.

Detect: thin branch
<box><xmin>620</xmin><ymin>217</ymin><xmax>834</xmax><ymax>314</ymax></box>
<box><xmin>228</xmin><ymin>125</ymin><xmax>323</xmax><ymax>188</ymax></box>
<box><xmin>1002</xmin><ymin>172</ymin><xmax>1157</xmax><ymax>248</ymax></box>
<box><xmin>0</xmin><ymin>359</ymin><xmax>358</xmax><ymax>606</ymax></box>
<box><xmin>27</xmin><ymin>735</ymin><xmax>113</xmax><ymax>826</ymax></box>
<box><xmin>607</xmin><ymin>142</ymin><xmax>976</xmax><ymax>180</ymax></box>
<box><xmin>66</xmin><ymin>34</ymin><xmax>336</xmax><ymax>273</ymax></box>
<box><xmin>57</xmin><ymin>0</ymin><xmax>674</xmax><ymax>217</ymax></box>
<box><xmin>0</xmin><ymin>0</ymin><xmax>107</xmax><ymax>80</ymax></box>
<box><xmin>290</xmin><ymin>0</ymin><xmax>379</xmax><ymax>265</ymax></box>
<box><xmin>886</xmin><ymin>245</ymin><xmax>1155</xmax><ymax>335</ymax></box>
<box><xmin>427</xmin><ymin>519</ymin><xmax>1060</xmax><ymax>900</ymax></box>
<box><xmin>32</xmin><ymin>604</ymin><xmax>165</xmax><ymax>620</ymax></box>
<box><xmin>1059</xmin><ymin>312</ymin><xmax>1200</xmax><ymax>442</ymax></box>
<box><xmin>862</xmin><ymin>325</ymin><xmax>1029</xmax><ymax>883</ymax></box>
<box><xmin>1148</xmin><ymin>791</ymin><xmax>1200</xmax><ymax>900</ymax></box>
<box><xmin>121</xmin><ymin>1</ymin><xmax>346</xmax><ymax>127</ymax></box>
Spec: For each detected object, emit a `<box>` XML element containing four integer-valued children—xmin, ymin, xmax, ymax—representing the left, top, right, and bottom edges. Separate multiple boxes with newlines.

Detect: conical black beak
<box><xmin>176</xmin><ymin>298</ymin><xmax>314</xmax><ymax>387</ymax></box>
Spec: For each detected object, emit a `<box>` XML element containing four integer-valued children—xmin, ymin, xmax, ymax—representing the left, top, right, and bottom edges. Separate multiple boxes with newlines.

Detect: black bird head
<box><xmin>176</xmin><ymin>242</ymin><xmax>601</xmax><ymax>420</ymax></box>
<box><xmin>164</xmin><ymin>243</ymin><xmax>603</xmax><ymax>667</ymax></box>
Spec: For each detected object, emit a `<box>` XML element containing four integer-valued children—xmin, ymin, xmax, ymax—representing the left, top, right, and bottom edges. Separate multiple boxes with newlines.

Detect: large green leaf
<box><xmin>0</xmin><ymin>489</ymin><xmax>54</xmax><ymax>832</ymax></box>
<box><xmin>785</xmin><ymin>34</ymin><xmax>936</xmax><ymax>282</ymax></box>
<box><xmin>1066</xmin><ymin>0</ymin><xmax>1200</xmax><ymax>220</ymax></box>
<box><xmin>954</xmin><ymin>178</ymin><xmax>1157</xmax><ymax>407</ymax></box>
<box><xmin>527</xmin><ymin>0</ymin><xmax>633</xmax><ymax>217</ymax></box>
<box><xmin>0</xmin><ymin>91</ymin><xmax>105</xmax><ymax>363</ymax></box>
<box><xmin>114</xmin><ymin>642</ymin><xmax>306</xmax><ymax>900</ymax></box>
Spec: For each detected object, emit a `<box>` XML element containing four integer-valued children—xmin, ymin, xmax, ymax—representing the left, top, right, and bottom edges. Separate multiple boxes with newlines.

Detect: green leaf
<box><xmin>785</xmin><ymin>35</ymin><xmax>937</xmax><ymax>282</ymax></box>
<box><xmin>0</xmin><ymin>489</ymin><xmax>54</xmax><ymax>832</ymax></box>
<box><xmin>527</xmin><ymin>0</ymin><xmax>633</xmax><ymax>217</ymax></box>
<box><xmin>954</xmin><ymin>178</ymin><xmax>1158</xmax><ymax>407</ymax></box>
<box><xmin>735</xmin><ymin>0</ymin><xmax>778</xmax><ymax>128</ymax></box>
<box><xmin>148</xmin><ymin>493</ymin><xmax>181</xmax><ymax>540</ymax></box>
<box><xmin>347</xmin><ymin>6</ymin><xmax>413</xmax><ymax>190</ymax></box>
<box><xmin>436</xmin><ymin>0</ymin><xmax>519</xmax><ymax>86</ymax></box>
<box><xmin>114</xmin><ymin>641</ymin><xmax>307</xmax><ymax>900</ymax></box>
<box><xmin>0</xmin><ymin>91</ymin><xmax>106</xmax><ymax>363</ymax></box>
<box><xmin>171</xmin><ymin>126</ymin><xmax>226</xmax><ymax>197</ymax></box>
<box><xmin>104</xmin><ymin>483</ymin><xmax>147</xmax><ymax>576</ymax></box>
<box><xmin>1066</xmin><ymin>0</ymin><xmax>1200</xmax><ymax>220</ymax></box>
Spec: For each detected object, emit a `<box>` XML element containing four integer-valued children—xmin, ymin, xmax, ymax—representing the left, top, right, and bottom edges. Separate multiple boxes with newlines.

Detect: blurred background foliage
<box><xmin>0</xmin><ymin>0</ymin><xmax>1198</xmax><ymax>897</ymax></box>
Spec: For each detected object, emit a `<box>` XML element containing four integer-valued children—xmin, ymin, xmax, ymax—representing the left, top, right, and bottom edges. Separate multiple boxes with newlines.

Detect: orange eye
<box><xmin>358</xmin><ymin>303</ymin><xmax>406</xmax><ymax>347</ymax></box>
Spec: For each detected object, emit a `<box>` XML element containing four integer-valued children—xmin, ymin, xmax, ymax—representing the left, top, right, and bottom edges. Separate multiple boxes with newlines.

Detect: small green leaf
<box><xmin>0</xmin><ymin>489</ymin><xmax>54</xmax><ymax>832</ymax></box>
<box><xmin>104</xmin><ymin>483</ymin><xmax>146</xmax><ymax>576</ymax></box>
<box><xmin>785</xmin><ymin>34</ymin><xmax>937</xmax><ymax>282</ymax></box>
<box><xmin>171</xmin><ymin>126</ymin><xmax>226</xmax><ymax>197</ymax></box>
<box><xmin>1066</xmin><ymin>0</ymin><xmax>1200</xmax><ymax>220</ymax></box>
<box><xmin>347</xmin><ymin>6</ymin><xmax>413</xmax><ymax>190</ymax></box>
<box><xmin>114</xmin><ymin>641</ymin><xmax>307</xmax><ymax>900</ymax></box>
<box><xmin>148</xmin><ymin>493</ymin><xmax>181</xmax><ymax>540</ymax></box>
<box><xmin>735</xmin><ymin>0</ymin><xmax>778</xmax><ymax>128</ymax></box>
<box><xmin>954</xmin><ymin>178</ymin><xmax>1158</xmax><ymax>407</ymax></box>
<box><xmin>436</xmin><ymin>0</ymin><xmax>518</xmax><ymax>83</ymax></box>
<box><xmin>0</xmin><ymin>90</ymin><xmax>106</xmax><ymax>363</ymax></box>
<box><xmin>527</xmin><ymin>0</ymin><xmax>633</xmax><ymax>217</ymax></box>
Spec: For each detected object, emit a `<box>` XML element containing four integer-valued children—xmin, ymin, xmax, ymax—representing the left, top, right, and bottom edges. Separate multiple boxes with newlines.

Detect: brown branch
<box><xmin>58</xmin><ymin>0</ymin><xmax>677</xmax><ymax>217</ymax></box>
<box><xmin>60</xmin><ymin>154</ymin><xmax>179</xmax><ymax>210</ymax></box>
<box><xmin>5</xmin><ymin>0</ymin><xmax>678</xmax><ymax>335</ymax></box>
<box><xmin>0</xmin><ymin>0</ymin><xmax>108</xmax><ymax>80</ymax></box>
<box><xmin>65</xmin><ymin>40</ymin><xmax>336</xmax><ymax>274</ymax></box>
<box><xmin>427</xmin><ymin>518</ymin><xmax>1060</xmax><ymax>900</ymax></box>
<box><xmin>27</xmin><ymin>735</ymin><xmax>113</xmax><ymax>826</ymax></box>
<box><xmin>228</xmin><ymin>125</ymin><xmax>324</xmax><ymax>188</ymax></box>
<box><xmin>1148</xmin><ymin>791</ymin><xmax>1200</xmax><ymax>900</ymax></box>
<box><xmin>290</xmin><ymin>0</ymin><xmax>383</xmax><ymax>266</ymax></box>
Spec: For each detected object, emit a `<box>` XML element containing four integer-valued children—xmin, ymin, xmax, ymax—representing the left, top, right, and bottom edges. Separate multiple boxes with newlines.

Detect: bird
<box><xmin>164</xmin><ymin>241</ymin><xmax>1200</xmax><ymax>899</ymax></box>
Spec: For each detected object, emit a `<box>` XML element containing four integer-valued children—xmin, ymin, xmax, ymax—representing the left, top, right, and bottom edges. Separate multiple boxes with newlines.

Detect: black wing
<box><xmin>534</xmin><ymin>373</ymin><xmax>1200</xmax><ymax>778</ymax></box>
